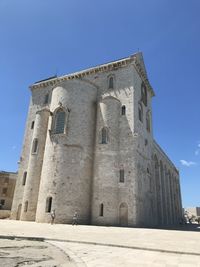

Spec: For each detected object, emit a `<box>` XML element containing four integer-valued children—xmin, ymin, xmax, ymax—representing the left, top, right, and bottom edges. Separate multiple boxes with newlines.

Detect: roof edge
<box><xmin>153</xmin><ymin>140</ymin><xmax>179</xmax><ymax>175</ymax></box>
<box><xmin>29</xmin><ymin>52</ymin><xmax>155</xmax><ymax>96</ymax></box>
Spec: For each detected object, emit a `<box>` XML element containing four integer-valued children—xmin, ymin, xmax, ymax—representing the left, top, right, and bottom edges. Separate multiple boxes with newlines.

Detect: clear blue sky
<box><xmin>0</xmin><ymin>0</ymin><xmax>199</xmax><ymax>207</ymax></box>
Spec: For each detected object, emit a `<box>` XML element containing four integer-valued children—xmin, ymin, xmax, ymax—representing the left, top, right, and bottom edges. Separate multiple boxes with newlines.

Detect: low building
<box><xmin>0</xmin><ymin>171</ymin><xmax>17</xmax><ymax>210</ymax></box>
<box><xmin>184</xmin><ymin>207</ymin><xmax>200</xmax><ymax>218</ymax></box>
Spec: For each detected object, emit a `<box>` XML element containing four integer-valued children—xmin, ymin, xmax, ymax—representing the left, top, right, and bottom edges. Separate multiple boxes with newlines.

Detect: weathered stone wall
<box><xmin>11</xmin><ymin>86</ymin><xmax>52</xmax><ymax>220</ymax></box>
<box><xmin>91</xmin><ymin>96</ymin><xmax>121</xmax><ymax>225</ymax></box>
<box><xmin>20</xmin><ymin>109</ymin><xmax>50</xmax><ymax>221</ymax></box>
<box><xmin>153</xmin><ymin>141</ymin><xmax>182</xmax><ymax>225</ymax></box>
<box><xmin>36</xmin><ymin>81</ymin><xmax>97</xmax><ymax>224</ymax></box>
<box><xmin>10</xmin><ymin>53</ymin><xmax>182</xmax><ymax>226</ymax></box>
<box><xmin>131</xmin><ymin>63</ymin><xmax>155</xmax><ymax>226</ymax></box>
<box><xmin>130</xmin><ymin>60</ymin><xmax>182</xmax><ymax>226</ymax></box>
<box><xmin>90</xmin><ymin>65</ymin><xmax>139</xmax><ymax>226</ymax></box>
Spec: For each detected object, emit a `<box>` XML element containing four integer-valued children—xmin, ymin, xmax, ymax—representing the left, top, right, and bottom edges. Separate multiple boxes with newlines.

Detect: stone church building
<box><xmin>11</xmin><ymin>52</ymin><xmax>182</xmax><ymax>227</ymax></box>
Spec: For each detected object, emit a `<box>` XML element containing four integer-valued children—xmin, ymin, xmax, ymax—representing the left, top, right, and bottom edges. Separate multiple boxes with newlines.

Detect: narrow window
<box><xmin>138</xmin><ymin>103</ymin><xmax>143</xmax><ymax>122</ymax></box>
<box><xmin>99</xmin><ymin>203</ymin><xmax>104</xmax><ymax>216</ymax></box>
<box><xmin>108</xmin><ymin>76</ymin><xmax>114</xmax><ymax>89</ymax></box>
<box><xmin>45</xmin><ymin>197</ymin><xmax>52</xmax><ymax>213</ymax></box>
<box><xmin>22</xmin><ymin>172</ymin><xmax>27</xmax><ymax>186</ymax></box>
<box><xmin>31</xmin><ymin>121</ymin><xmax>35</xmax><ymax>129</ymax></box>
<box><xmin>119</xmin><ymin>169</ymin><xmax>124</xmax><ymax>183</ymax></box>
<box><xmin>145</xmin><ymin>139</ymin><xmax>148</xmax><ymax>146</ymax></box>
<box><xmin>141</xmin><ymin>83</ymin><xmax>147</xmax><ymax>106</ymax></box>
<box><xmin>101</xmin><ymin>127</ymin><xmax>108</xmax><ymax>144</ymax></box>
<box><xmin>146</xmin><ymin>112</ymin><xmax>151</xmax><ymax>132</ymax></box>
<box><xmin>32</xmin><ymin>138</ymin><xmax>38</xmax><ymax>153</ymax></box>
<box><xmin>44</xmin><ymin>94</ymin><xmax>49</xmax><ymax>104</ymax></box>
<box><xmin>54</xmin><ymin>109</ymin><xmax>66</xmax><ymax>134</ymax></box>
<box><xmin>24</xmin><ymin>201</ymin><xmax>28</xmax><ymax>212</ymax></box>
<box><xmin>121</xmin><ymin>105</ymin><xmax>126</xmax><ymax>115</ymax></box>
<box><xmin>2</xmin><ymin>188</ymin><xmax>7</xmax><ymax>196</ymax></box>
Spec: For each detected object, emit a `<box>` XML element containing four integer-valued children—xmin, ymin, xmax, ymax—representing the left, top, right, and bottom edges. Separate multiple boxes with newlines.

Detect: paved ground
<box><xmin>49</xmin><ymin>241</ymin><xmax>200</xmax><ymax>267</ymax></box>
<box><xmin>0</xmin><ymin>220</ymin><xmax>200</xmax><ymax>266</ymax></box>
<box><xmin>0</xmin><ymin>238</ymin><xmax>76</xmax><ymax>267</ymax></box>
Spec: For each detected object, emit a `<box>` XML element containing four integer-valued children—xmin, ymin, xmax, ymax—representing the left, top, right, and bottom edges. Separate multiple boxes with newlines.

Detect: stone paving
<box><xmin>0</xmin><ymin>220</ymin><xmax>200</xmax><ymax>266</ymax></box>
<box><xmin>48</xmin><ymin>241</ymin><xmax>200</xmax><ymax>267</ymax></box>
<box><xmin>0</xmin><ymin>238</ymin><xmax>75</xmax><ymax>267</ymax></box>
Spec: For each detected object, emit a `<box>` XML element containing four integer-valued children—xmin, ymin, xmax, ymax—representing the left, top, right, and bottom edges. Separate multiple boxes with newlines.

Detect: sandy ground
<box><xmin>0</xmin><ymin>238</ymin><xmax>76</xmax><ymax>267</ymax></box>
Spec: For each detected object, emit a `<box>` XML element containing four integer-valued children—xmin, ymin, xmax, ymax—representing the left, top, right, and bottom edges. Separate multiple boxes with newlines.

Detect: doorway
<box><xmin>119</xmin><ymin>202</ymin><xmax>128</xmax><ymax>226</ymax></box>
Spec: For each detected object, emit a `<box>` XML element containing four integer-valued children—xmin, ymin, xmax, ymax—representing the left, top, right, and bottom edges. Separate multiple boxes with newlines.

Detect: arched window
<box><xmin>121</xmin><ymin>105</ymin><xmax>126</xmax><ymax>115</ymax></box>
<box><xmin>119</xmin><ymin>169</ymin><xmax>124</xmax><ymax>183</ymax></box>
<box><xmin>44</xmin><ymin>93</ymin><xmax>49</xmax><ymax>104</ymax></box>
<box><xmin>141</xmin><ymin>83</ymin><xmax>147</xmax><ymax>106</ymax></box>
<box><xmin>45</xmin><ymin>197</ymin><xmax>52</xmax><ymax>213</ymax></box>
<box><xmin>138</xmin><ymin>103</ymin><xmax>143</xmax><ymax>122</ymax></box>
<box><xmin>54</xmin><ymin>109</ymin><xmax>66</xmax><ymax>134</ymax></box>
<box><xmin>108</xmin><ymin>76</ymin><xmax>114</xmax><ymax>89</ymax></box>
<box><xmin>32</xmin><ymin>138</ymin><xmax>38</xmax><ymax>154</ymax></box>
<box><xmin>24</xmin><ymin>201</ymin><xmax>28</xmax><ymax>212</ymax></box>
<box><xmin>146</xmin><ymin>111</ymin><xmax>151</xmax><ymax>132</ymax></box>
<box><xmin>99</xmin><ymin>203</ymin><xmax>104</xmax><ymax>216</ymax></box>
<box><xmin>100</xmin><ymin>127</ymin><xmax>108</xmax><ymax>144</ymax></box>
<box><xmin>22</xmin><ymin>171</ymin><xmax>27</xmax><ymax>186</ymax></box>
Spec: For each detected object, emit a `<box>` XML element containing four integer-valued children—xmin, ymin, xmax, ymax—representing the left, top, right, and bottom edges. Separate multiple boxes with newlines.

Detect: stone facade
<box><xmin>11</xmin><ymin>52</ymin><xmax>182</xmax><ymax>226</ymax></box>
<box><xmin>0</xmin><ymin>171</ymin><xmax>17</xmax><ymax>210</ymax></box>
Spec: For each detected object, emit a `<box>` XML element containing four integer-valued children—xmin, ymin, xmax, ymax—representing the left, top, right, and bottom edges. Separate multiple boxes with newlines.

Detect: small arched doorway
<box><xmin>119</xmin><ymin>203</ymin><xmax>128</xmax><ymax>226</ymax></box>
<box><xmin>16</xmin><ymin>204</ymin><xmax>22</xmax><ymax>220</ymax></box>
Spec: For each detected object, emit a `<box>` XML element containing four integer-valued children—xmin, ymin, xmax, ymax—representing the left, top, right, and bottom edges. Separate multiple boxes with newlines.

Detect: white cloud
<box><xmin>180</xmin><ymin>160</ymin><xmax>196</xmax><ymax>167</ymax></box>
<box><xmin>194</xmin><ymin>142</ymin><xmax>200</xmax><ymax>156</ymax></box>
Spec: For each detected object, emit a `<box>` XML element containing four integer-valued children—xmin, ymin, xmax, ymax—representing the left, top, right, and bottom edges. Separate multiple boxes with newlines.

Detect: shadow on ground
<box><xmin>156</xmin><ymin>223</ymin><xmax>200</xmax><ymax>232</ymax></box>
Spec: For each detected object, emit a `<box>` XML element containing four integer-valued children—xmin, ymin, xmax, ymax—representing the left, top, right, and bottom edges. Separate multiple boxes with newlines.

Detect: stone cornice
<box><xmin>132</xmin><ymin>57</ymin><xmax>155</xmax><ymax>97</ymax></box>
<box><xmin>30</xmin><ymin>57</ymin><xmax>133</xmax><ymax>90</ymax></box>
<box><xmin>29</xmin><ymin>53</ymin><xmax>155</xmax><ymax>96</ymax></box>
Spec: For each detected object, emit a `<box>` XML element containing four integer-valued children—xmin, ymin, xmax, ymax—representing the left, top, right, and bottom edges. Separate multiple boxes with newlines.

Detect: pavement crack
<box><xmin>14</xmin><ymin>257</ymin><xmax>51</xmax><ymax>266</ymax></box>
<box><xmin>0</xmin><ymin>245</ymin><xmax>47</xmax><ymax>250</ymax></box>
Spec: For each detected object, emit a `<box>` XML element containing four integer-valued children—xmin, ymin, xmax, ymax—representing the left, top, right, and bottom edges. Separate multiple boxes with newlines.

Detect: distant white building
<box><xmin>11</xmin><ymin>52</ymin><xmax>182</xmax><ymax>227</ymax></box>
<box><xmin>184</xmin><ymin>207</ymin><xmax>200</xmax><ymax>218</ymax></box>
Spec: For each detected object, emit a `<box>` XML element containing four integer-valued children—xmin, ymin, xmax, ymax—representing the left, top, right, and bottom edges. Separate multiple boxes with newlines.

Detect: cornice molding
<box><xmin>132</xmin><ymin>57</ymin><xmax>155</xmax><ymax>97</ymax></box>
<box><xmin>29</xmin><ymin>53</ymin><xmax>155</xmax><ymax>97</ymax></box>
<box><xmin>30</xmin><ymin>57</ymin><xmax>133</xmax><ymax>90</ymax></box>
